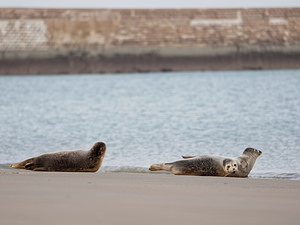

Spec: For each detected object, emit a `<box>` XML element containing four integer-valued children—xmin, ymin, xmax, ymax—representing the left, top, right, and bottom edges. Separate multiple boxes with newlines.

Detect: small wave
<box><xmin>100</xmin><ymin>166</ymin><xmax>169</xmax><ymax>174</ymax></box>
<box><xmin>250</xmin><ymin>172</ymin><xmax>300</xmax><ymax>180</ymax></box>
<box><xmin>101</xmin><ymin>166</ymin><xmax>149</xmax><ymax>173</ymax></box>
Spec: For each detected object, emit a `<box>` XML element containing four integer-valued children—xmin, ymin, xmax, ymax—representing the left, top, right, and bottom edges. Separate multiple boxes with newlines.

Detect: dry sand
<box><xmin>1</xmin><ymin>170</ymin><xmax>300</xmax><ymax>225</ymax></box>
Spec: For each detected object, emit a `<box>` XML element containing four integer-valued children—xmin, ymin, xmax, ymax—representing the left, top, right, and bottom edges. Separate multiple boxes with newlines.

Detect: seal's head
<box><xmin>243</xmin><ymin>148</ymin><xmax>262</xmax><ymax>158</ymax></box>
<box><xmin>223</xmin><ymin>158</ymin><xmax>238</xmax><ymax>174</ymax></box>
<box><xmin>90</xmin><ymin>142</ymin><xmax>106</xmax><ymax>158</ymax></box>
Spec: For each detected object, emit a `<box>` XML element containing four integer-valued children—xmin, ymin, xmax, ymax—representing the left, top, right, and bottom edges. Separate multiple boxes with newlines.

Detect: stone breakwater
<box><xmin>0</xmin><ymin>8</ymin><xmax>300</xmax><ymax>74</ymax></box>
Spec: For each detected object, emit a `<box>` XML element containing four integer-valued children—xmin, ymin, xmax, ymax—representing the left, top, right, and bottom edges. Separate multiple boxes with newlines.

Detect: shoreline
<box><xmin>1</xmin><ymin>165</ymin><xmax>300</xmax><ymax>180</ymax></box>
<box><xmin>1</xmin><ymin>170</ymin><xmax>300</xmax><ymax>225</ymax></box>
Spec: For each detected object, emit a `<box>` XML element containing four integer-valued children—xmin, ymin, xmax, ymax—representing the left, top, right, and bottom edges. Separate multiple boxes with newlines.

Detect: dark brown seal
<box><xmin>10</xmin><ymin>142</ymin><xmax>106</xmax><ymax>172</ymax></box>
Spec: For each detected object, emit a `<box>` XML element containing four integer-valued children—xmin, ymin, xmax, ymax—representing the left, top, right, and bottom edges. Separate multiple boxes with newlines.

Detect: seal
<box><xmin>149</xmin><ymin>155</ymin><xmax>238</xmax><ymax>176</ymax></box>
<box><xmin>226</xmin><ymin>147</ymin><xmax>262</xmax><ymax>178</ymax></box>
<box><xmin>10</xmin><ymin>142</ymin><xmax>106</xmax><ymax>172</ymax></box>
<box><xmin>149</xmin><ymin>147</ymin><xmax>262</xmax><ymax>177</ymax></box>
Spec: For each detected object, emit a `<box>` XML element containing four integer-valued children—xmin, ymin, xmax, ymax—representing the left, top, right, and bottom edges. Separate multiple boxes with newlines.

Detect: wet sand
<box><xmin>1</xmin><ymin>170</ymin><xmax>300</xmax><ymax>225</ymax></box>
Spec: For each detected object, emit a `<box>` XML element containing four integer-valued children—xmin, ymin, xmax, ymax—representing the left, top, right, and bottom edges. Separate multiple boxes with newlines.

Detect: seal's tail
<box><xmin>10</xmin><ymin>158</ymin><xmax>34</xmax><ymax>170</ymax></box>
<box><xmin>149</xmin><ymin>163</ymin><xmax>172</xmax><ymax>171</ymax></box>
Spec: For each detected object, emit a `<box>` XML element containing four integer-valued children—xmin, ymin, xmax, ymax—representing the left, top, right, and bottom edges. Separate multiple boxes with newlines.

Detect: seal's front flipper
<box><xmin>149</xmin><ymin>163</ymin><xmax>172</xmax><ymax>171</ymax></box>
<box><xmin>24</xmin><ymin>162</ymin><xmax>34</xmax><ymax>170</ymax></box>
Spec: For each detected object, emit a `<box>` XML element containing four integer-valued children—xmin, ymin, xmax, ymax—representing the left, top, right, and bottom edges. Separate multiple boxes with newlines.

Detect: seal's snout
<box><xmin>93</xmin><ymin>142</ymin><xmax>106</xmax><ymax>150</ymax></box>
<box><xmin>258</xmin><ymin>150</ymin><xmax>262</xmax><ymax>155</ymax></box>
<box><xmin>243</xmin><ymin>147</ymin><xmax>262</xmax><ymax>156</ymax></box>
<box><xmin>91</xmin><ymin>142</ymin><xmax>106</xmax><ymax>157</ymax></box>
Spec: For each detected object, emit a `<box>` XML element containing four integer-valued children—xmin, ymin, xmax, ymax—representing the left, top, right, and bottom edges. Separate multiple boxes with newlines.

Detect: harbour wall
<box><xmin>0</xmin><ymin>8</ymin><xmax>300</xmax><ymax>74</ymax></box>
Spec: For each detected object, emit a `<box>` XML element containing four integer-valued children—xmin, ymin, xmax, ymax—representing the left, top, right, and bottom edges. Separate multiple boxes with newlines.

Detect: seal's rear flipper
<box><xmin>149</xmin><ymin>163</ymin><xmax>172</xmax><ymax>171</ymax></box>
<box><xmin>10</xmin><ymin>158</ymin><xmax>34</xmax><ymax>170</ymax></box>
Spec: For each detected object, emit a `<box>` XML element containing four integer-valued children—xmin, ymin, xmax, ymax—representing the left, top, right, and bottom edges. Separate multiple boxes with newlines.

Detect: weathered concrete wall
<box><xmin>0</xmin><ymin>8</ymin><xmax>300</xmax><ymax>74</ymax></box>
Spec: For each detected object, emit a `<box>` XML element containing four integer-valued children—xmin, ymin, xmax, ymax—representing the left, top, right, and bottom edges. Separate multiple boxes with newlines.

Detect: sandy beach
<box><xmin>1</xmin><ymin>170</ymin><xmax>300</xmax><ymax>225</ymax></box>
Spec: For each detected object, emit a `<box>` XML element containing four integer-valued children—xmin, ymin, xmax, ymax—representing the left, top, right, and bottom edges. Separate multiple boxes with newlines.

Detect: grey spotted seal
<box><xmin>226</xmin><ymin>147</ymin><xmax>262</xmax><ymax>177</ymax></box>
<box><xmin>149</xmin><ymin>155</ymin><xmax>238</xmax><ymax>176</ymax></box>
<box><xmin>10</xmin><ymin>142</ymin><xmax>106</xmax><ymax>172</ymax></box>
<box><xmin>149</xmin><ymin>147</ymin><xmax>262</xmax><ymax>177</ymax></box>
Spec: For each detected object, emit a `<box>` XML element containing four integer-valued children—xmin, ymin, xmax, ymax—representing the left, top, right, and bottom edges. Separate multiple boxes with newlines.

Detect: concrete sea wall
<box><xmin>0</xmin><ymin>8</ymin><xmax>300</xmax><ymax>74</ymax></box>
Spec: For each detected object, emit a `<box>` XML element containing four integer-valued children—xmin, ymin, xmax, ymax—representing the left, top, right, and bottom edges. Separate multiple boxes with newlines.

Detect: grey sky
<box><xmin>0</xmin><ymin>0</ymin><xmax>300</xmax><ymax>9</ymax></box>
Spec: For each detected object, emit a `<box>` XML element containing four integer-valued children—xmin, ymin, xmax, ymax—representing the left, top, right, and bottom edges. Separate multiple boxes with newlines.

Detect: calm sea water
<box><xmin>0</xmin><ymin>70</ymin><xmax>299</xmax><ymax>179</ymax></box>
